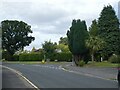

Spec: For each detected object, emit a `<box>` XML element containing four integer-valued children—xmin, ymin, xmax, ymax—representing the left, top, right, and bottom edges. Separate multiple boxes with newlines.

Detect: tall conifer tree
<box><xmin>67</xmin><ymin>19</ymin><xmax>88</xmax><ymax>66</ymax></box>
<box><xmin>98</xmin><ymin>5</ymin><xmax>120</xmax><ymax>59</ymax></box>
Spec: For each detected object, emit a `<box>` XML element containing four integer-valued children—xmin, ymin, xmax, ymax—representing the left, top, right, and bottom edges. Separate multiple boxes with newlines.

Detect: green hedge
<box><xmin>2</xmin><ymin>51</ymin><xmax>19</xmax><ymax>61</ymax></box>
<box><xmin>13</xmin><ymin>55</ymin><xmax>19</xmax><ymax>61</ymax></box>
<box><xmin>18</xmin><ymin>52</ymin><xmax>72</xmax><ymax>62</ymax></box>
<box><xmin>55</xmin><ymin>52</ymin><xmax>72</xmax><ymax>62</ymax></box>
<box><xmin>19</xmin><ymin>53</ymin><xmax>44</xmax><ymax>61</ymax></box>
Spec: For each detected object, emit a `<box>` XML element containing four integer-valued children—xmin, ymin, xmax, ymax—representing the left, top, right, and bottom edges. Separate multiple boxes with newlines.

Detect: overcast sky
<box><xmin>0</xmin><ymin>0</ymin><xmax>119</xmax><ymax>51</ymax></box>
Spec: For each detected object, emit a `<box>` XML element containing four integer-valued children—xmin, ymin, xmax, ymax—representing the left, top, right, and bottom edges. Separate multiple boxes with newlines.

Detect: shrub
<box><xmin>19</xmin><ymin>53</ymin><xmax>44</xmax><ymax>61</ymax></box>
<box><xmin>108</xmin><ymin>54</ymin><xmax>120</xmax><ymax>63</ymax></box>
<box><xmin>55</xmin><ymin>52</ymin><xmax>72</xmax><ymax>62</ymax></box>
<box><xmin>13</xmin><ymin>55</ymin><xmax>19</xmax><ymax>61</ymax></box>
<box><xmin>2</xmin><ymin>51</ymin><xmax>14</xmax><ymax>61</ymax></box>
<box><xmin>16</xmin><ymin>52</ymin><xmax>72</xmax><ymax>62</ymax></box>
<box><xmin>45</xmin><ymin>52</ymin><xmax>72</xmax><ymax>62</ymax></box>
<box><xmin>78</xmin><ymin>60</ymin><xmax>85</xmax><ymax>67</ymax></box>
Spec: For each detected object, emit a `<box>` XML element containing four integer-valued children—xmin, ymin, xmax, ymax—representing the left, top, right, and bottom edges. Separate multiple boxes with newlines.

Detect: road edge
<box><xmin>2</xmin><ymin>65</ymin><xmax>40</xmax><ymax>90</ymax></box>
<box><xmin>60</xmin><ymin>65</ymin><xmax>118</xmax><ymax>82</ymax></box>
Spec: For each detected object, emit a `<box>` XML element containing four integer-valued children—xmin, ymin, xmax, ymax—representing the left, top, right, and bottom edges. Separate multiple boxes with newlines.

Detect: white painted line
<box><xmin>1</xmin><ymin>65</ymin><xmax>40</xmax><ymax>90</ymax></box>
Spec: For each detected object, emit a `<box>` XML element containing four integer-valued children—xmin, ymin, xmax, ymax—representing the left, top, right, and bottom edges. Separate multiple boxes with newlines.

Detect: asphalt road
<box><xmin>2</xmin><ymin>66</ymin><xmax>34</xmax><ymax>88</ymax></box>
<box><xmin>3</xmin><ymin>63</ymin><xmax>118</xmax><ymax>88</ymax></box>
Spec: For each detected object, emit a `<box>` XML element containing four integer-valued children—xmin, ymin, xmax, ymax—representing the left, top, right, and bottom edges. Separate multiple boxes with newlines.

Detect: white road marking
<box><xmin>1</xmin><ymin>65</ymin><xmax>40</xmax><ymax>90</ymax></box>
<box><xmin>32</xmin><ymin>65</ymin><xmax>62</xmax><ymax>70</ymax></box>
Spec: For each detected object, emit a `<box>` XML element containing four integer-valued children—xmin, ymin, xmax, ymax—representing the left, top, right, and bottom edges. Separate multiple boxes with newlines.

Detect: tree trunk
<box><xmin>73</xmin><ymin>55</ymin><xmax>81</xmax><ymax>66</ymax></box>
<box><xmin>91</xmin><ymin>53</ymin><xmax>94</xmax><ymax>62</ymax></box>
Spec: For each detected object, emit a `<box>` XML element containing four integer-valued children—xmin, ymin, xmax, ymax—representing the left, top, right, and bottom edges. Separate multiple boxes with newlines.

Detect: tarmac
<box><xmin>2</xmin><ymin>66</ymin><xmax>35</xmax><ymax>89</ymax></box>
<box><xmin>62</xmin><ymin>63</ymin><xmax>118</xmax><ymax>81</ymax></box>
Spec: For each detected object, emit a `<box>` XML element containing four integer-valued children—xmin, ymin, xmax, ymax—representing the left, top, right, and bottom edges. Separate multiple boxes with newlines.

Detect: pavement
<box><xmin>61</xmin><ymin>63</ymin><xmax>118</xmax><ymax>80</ymax></box>
<box><xmin>2</xmin><ymin>66</ymin><xmax>35</xmax><ymax>89</ymax></box>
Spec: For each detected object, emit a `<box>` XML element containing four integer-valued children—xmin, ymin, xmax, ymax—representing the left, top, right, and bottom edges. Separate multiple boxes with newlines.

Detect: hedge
<box><xmin>19</xmin><ymin>53</ymin><xmax>44</xmax><ymax>61</ymax></box>
<box><xmin>13</xmin><ymin>55</ymin><xmax>19</xmax><ymax>61</ymax></box>
<box><xmin>55</xmin><ymin>52</ymin><xmax>72</xmax><ymax>62</ymax></box>
<box><xmin>18</xmin><ymin>52</ymin><xmax>72</xmax><ymax>62</ymax></box>
<box><xmin>2</xmin><ymin>51</ymin><xmax>18</xmax><ymax>61</ymax></box>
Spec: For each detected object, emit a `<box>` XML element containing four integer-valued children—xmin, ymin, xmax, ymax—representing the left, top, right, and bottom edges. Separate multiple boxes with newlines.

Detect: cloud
<box><xmin>0</xmin><ymin>0</ymin><xmax>119</xmax><ymax>50</ymax></box>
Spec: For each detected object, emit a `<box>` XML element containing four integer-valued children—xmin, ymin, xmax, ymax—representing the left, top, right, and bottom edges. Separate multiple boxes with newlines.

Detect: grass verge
<box><xmin>85</xmin><ymin>61</ymin><xmax>118</xmax><ymax>67</ymax></box>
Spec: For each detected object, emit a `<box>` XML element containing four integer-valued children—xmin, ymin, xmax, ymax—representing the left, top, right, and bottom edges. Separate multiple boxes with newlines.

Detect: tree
<box><xmin>59</xmin><ymin>37</ymin><xmax>68</xmax><ymax>45</ymax></box>
<box><xmin>2</xmin><ymin>20</ymin><xmax>35</xmax><ymax>59</ymax></box>
<box><xmin>42</xmin><ymin>40</ymin><xmax>56</xmax><ymax>60</ymax></box>
<box><xmin>0</xmin><ymin>26</ymin><xmax>2</xmax><ymax>38</ymax></box>
<box><xmin>89</xmin><ymin>19</ymin><xmax>98</xmax><ymax>36</ymax></box>
<box><xmin>56</xmin><ymin>44</ymin><xmax>70</xmax><ymax>53</ymax></box>
<box><xmin>67</xmin><ymin>19</ymin><xmax>89</xmax><ymax>66</ymax></box>
<box><xmin>98</xmin><ymin>5</ymin><xmax>120</xmax><ymax>59</ymax></box>
<box><xmin>31</xmin><ymin>47</ymin><xmax>36</xmax><ymax>52</ymax></box>
<box><xmin>86</xmin><ymin>36</ymin><xmax>105</xmax><ymax>62</ymax></box>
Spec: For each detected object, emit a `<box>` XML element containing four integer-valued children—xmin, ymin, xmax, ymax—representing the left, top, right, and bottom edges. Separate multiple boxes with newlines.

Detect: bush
<box><xmin>13</xmin><ymin>55</ymin><xmax>19</xmax><ymax>61</ymax></box>
<box><xmin>55</xmin><ymin>52</ymin><xmax>72</xmax><ymax>62</ymax></box>
<box><xmin>108</xmin><ymin>54</ymin><xmax>120</xmax><ymax>63</ymax></box>
<box><xmin>45</xmin><ymin>52</ymin><xmax>72</xmax><ymax>62</ymax></box>
<box><xmin>2</xmin><ymin>51</ymin><xmax>14</xmax><ymax>61</ymax></box>
<box><xmin>19</xmin><ymin>53</ymin><xmax>44</xmax><ymax>61</ymax></box>
<box><xmin>78</xmin><ymin>60</ymin><xmax>85</xmax><ymax>67</ymax></box>
<box><xmin>15</xmin><ymin>52</ymin><xmax>72</xmax><ymax>62</ymax></box>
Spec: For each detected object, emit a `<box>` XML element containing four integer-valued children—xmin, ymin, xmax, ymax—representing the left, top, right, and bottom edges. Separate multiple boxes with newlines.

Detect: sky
<box><xmin>0</xmin><ymin>0</ymin><xmax>119</xmax><ymax>51</ymax></box>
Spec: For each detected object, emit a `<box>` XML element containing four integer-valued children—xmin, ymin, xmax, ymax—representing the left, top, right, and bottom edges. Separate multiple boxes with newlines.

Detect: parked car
<box><xmin>118</xmin><ymin>68</ymin><xmax>120</xmax><ymax>86</ymax></box>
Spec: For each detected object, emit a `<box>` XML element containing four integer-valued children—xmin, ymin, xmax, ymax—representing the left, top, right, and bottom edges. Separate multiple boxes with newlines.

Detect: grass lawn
<box><xmin>2</xmin><ymin>61</ymin><xmax>41</xmax><ymax>64</ymax></box>
<box><xmin>85</xmin><ymin>61</ymin><xmax>118</xmax><ymax>67</ymax></box>
<box><xmin>2</xmin><ymin>59</ymin><xmax>119</xmax><ymax>68</ymax></box>
<box><xmin>2</xmin><ymin>60</ymin><xmax>67</xmax><ymax>65</ymax></box>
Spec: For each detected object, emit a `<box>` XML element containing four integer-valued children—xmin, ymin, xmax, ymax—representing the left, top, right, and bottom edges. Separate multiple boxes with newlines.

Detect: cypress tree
<box><xmin>67</xmin><ymin>19</ymin><xmax>89</xmax><ymax>66</ymax></box>
<box><xmin>98</xmin><ymin>5</ymin><xmax>120</xmax><ymax>59</ymax></box>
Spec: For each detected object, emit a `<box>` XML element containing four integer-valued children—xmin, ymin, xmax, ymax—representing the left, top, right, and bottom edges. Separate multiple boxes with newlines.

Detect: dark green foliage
<box><xmin>98</xmin><ymin>5</ymin><xmax>120</xmax><ymax>59</ymax></box>
<box><xmin>85</xmin><ymin>36</ymin><xmax>105</xmax><ymax>62</ymax></box>
<box><xmin>78</xmin><ymin>60</ymin><xmax>85</xmax><ymax>67</ymax></box>
<box><xmin>1</xmin><ymin>20</ymin><xmax>35</xmax><ymax>57</ymax></box>
<box><xmin>2</xmin><ymin>50</ymin><xmax>19</xmax><ymax>61</ymax></box>
<box><xmin>13</xmin><ymin>54</ymin><xmax>19</xmax><ymax>61</ymax></box>
<box><xmin>2</xmin><ymin>51</ymin><xmax>13</xmax><ymax>60</ymax></box>
<box><xmin>89</xmin><ymin>19</ymin><xmax>98</xmax><ymax>36</ymax></box>
<box><xmin>0</xmin><ymin>26</ymin><xmax>2</xmax><ymax>38</ymax></box>
<box><xmin>67</xmin><ymin>19</ymin><xmax>89</xmax><ymax>65</ymax></box>
<box><xmin>55</xmin><ymin>52</ymin><xmax>72</xmax><ymax>62</ymax></box>
<box><xmin>108</xmin><ymin>54</ymin><xmax>120</xmax><ymax>63</ymax></box>
<box><xmin>18</xmin><ymin>52</ymin><xmax>72</xmax><ymax>62</ymax></box>
<box><xmin>19</xmin><ymin>53</ymin><xmax>44</xmax><ymax>61</ymax></box>
<box><xmin>42</xmin><ymin>41</ymin><xmax>56</xmax><ymax>59</ymax></box>
<box><xmin>82</xmin><ymin>51</ymin><xmax>91</xmax><ymax>64</ymax></box>
<box><xmin>59</xmin><ymin>37</ymin><xmax>68</xmax><ymax>45</ymax></box>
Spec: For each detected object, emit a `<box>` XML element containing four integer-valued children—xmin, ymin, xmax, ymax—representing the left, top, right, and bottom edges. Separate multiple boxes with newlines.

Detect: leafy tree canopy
<box><xmin>59</xmin><ymin>37</ymin><xmax>68</xmax><ymax>45</ymax></box>
<box><xmin>98</xmin><ymin>5</ymin><xmax>120</xmax><ymax>58</ymax></box>
<box><xmin>42</xmin><ymin>40</ymin><xmax>56</xmax><ymax>59</ymax></box>
<box><xmin>56</xmin><ymin>44</ymin><xmax>70</xmax><ymax>53</ymax></box>
<box><xmin>2</xmin><ymin>20</ymin><xmax>35</xmax><ymax>56</ymax></box>
<box><xmin>89</xmin><ymin>19</ymin><xmax>98</xmax><ymax>36</ymax></box>
<box><xmin>86</xmin><ymin>36</ymin><xmax>105</xmax><ymax>62</ymax></box>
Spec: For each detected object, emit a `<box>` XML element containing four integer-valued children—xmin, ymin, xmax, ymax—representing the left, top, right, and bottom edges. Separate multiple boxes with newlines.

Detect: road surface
<box><xmin>2</xmin><ymin>67</ymin><xmax>34</xmax><ymax>88</ymax></box>
<box><xmin>3</xmin><ymin>63</ymin><xmax>118</xmax><ymax>88</ymax></box>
